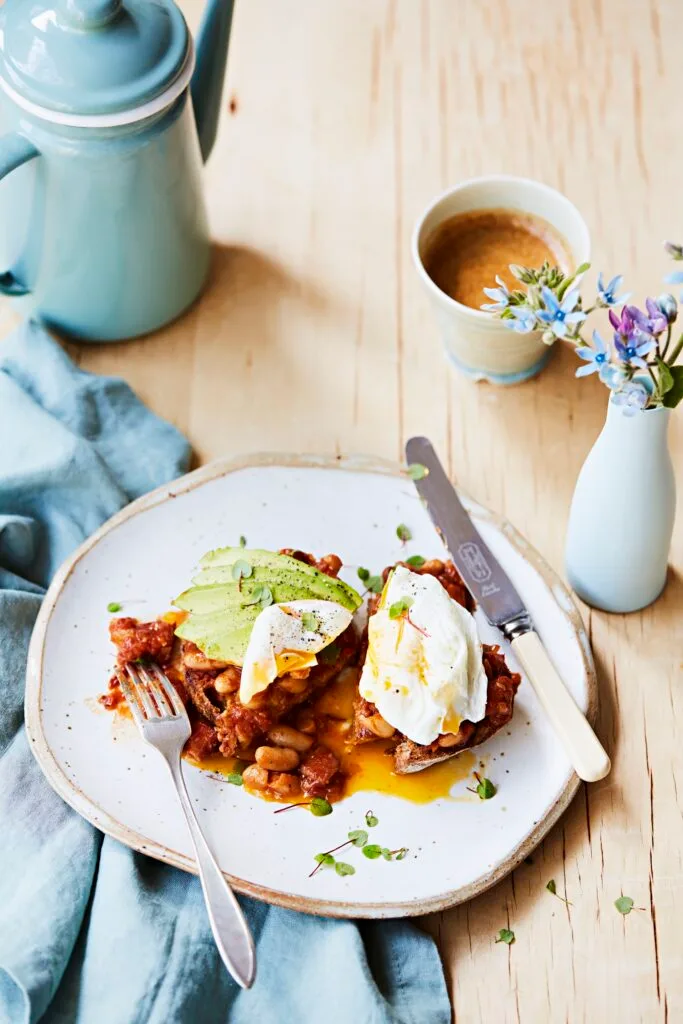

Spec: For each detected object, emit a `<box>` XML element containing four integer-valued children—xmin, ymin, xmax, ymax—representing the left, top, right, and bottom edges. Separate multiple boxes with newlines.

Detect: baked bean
<box><xmin>295</xmin><ymin>709</ymin><xmax>317</xmax><ymax>734</ymax></box>
<box><xmin>318</xmin><ymin>554</ymin><xmax>342</xmax><ymax>575</ymax></box>
<box><xmin>269</xmin><ymin>772</ymin><xmax>302</xmax><ymax>798</ymax></box>
<box><xmin>255</xmin><ymin>745</ymin><xmax>300</xmax><ymax>771</ymax></box>
<box><xmin>420</xmin><ymin>559</ymin><xmax>445</xmax><ymax>575</ymax></box>
<box><xmin>183</xmin><ymin>646</ymin><xmax>229</xmax><ymax>671</ymax></box>
<box><xmin>359</xmin><ymin>713</ymin><xmax>395</xmax><ymax>739</ymax></box>
<box><xmin>437</xmin><ymin>733</ymin><xmax>461</xmax><ymax>748</ymax></box>
<box><xmin>277</xmin><ymin>674</ymin><xmax>310</xmax><ymax>695</ymax></box>
<box><xmin>242</xmin><ymin>764</ymin><xmax>269</xmax><ymax>790</ymax></box>
<box><xmin>214</xmin><ymin>668</ymin><xmax>240</xmax><ymax>694</ymax></box>
<box><xmin>267</xmin><ymin>724</ymin><xmax>314</xmax><ymax>752</ymax></box>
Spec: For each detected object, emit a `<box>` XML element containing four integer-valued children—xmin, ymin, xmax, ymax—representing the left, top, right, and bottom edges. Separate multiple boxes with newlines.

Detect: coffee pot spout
<box><xmin>191</xmin><ymin>0</ymin><xmax>235</xmax><ymax>163</ymax></box>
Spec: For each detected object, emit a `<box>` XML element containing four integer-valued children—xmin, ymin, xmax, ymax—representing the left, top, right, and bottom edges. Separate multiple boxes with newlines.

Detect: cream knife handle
<box><xmin>511</xmin><ymin>631</ymin><xmax>611</xmax><ymax>783</ymax></box>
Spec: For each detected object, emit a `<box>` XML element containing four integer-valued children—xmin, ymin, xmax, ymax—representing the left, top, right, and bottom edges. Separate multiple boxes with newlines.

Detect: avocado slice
<box><xmin>196</xmin><ymin>548</ymin><xmax>361</xmax><ymax>610</ymax></box>
<box><xmin>173</xmin><ymin>548</ymin><xmax>362</xmax><ymax>663</ymax></box>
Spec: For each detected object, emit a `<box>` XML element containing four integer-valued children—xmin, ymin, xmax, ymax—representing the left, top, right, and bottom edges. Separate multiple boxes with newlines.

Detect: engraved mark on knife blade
<box><xmin>458</xmin><ymin>542</ymin><xmax>494</xmax><ymax>583</ymax></box>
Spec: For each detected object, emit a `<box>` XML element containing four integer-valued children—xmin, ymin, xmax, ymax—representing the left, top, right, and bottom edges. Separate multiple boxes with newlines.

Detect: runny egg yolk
<box><xmin>239</xmin><ymin>600</ymin><xmax>353</xmax><ymax>705</ymax></box>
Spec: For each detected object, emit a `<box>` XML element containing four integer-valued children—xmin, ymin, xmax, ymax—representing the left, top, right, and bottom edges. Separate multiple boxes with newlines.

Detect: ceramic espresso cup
<box><xmin>412</xmin><ymin>176</ymin><xmax>591</xmax><ymax>385</ymax></box>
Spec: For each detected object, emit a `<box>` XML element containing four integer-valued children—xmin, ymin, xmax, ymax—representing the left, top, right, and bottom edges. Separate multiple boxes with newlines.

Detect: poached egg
<box><xmin>239</xmin><ymin>600</ymin><xmax>353</xmax><ymax>705</ymax></box>
<box><xmin>358</xmin><ymin>566</ymin><xmax>487</xmax><ymax>745</ymax></box>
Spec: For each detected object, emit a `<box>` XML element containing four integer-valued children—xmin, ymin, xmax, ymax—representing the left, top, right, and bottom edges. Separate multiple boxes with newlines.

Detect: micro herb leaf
<box><xmin>357</xmin><ymin>567</ymin><xmax>370</xmax><ymax>583</ymax></box>
<box><xmin>243</xmin><ymin>583</ymin><xmax>273</xmax><ymax>609</ymax></box>
<box><xmin>405</xmin><ymin>555</ymin><xmax>425</xmax><ymax>568</ymax></box>
<box><xmin>362</xmin><ymin>844</ymin><xmax>383</xmax><ymax>860</ymax></box>
<box><xmin>381</xmin><ymin>848</ymin><xmax>392</xmax><ymax>861</ymax></box>
<box><xmin>231</xmin><ymin>559</ymin><xmax>253</xmax><ymax>582</ymax></box>
<box><xmin>335</xmin><ymin>862</ymin><xmax>355</xmax><ymax>877</ymax></box>
<box><xmin>107</xmin><ymin>602</ymin><xmax>122</xmax><ymax>613</ymax></box>
<box><xmin>314</xmin><ymin>853</ymin><xmax>335</xmax><ymax>867</ymax></box>
<box><xmin>348</xmin><ymin>829</ymin><xmax>368</xmax><ymax>847</ymax></box>
<box><xmin>310</xmin><ymin>797</ymin><xmax>332</xmax><ymax>817</ymax></box>
<box><xmin>477</xmin><ymin>777</ymin><xmax>496</xmax><ymax>800</ymax></box>
<box><xmin>389</xmin><ymin>596</ymin><xmax>414</xmax><ymax>620</ymax></box>
<box><xmin>615</xmin><ymin>895</ymin><xmax>635</xmax><ymax>915</ymax></box>
<box><xmin>407</xmin><ymin>463</ymin><xmax>428</xmax><ymax>481</ymax></box>
<box><xmin>468</xmin><ymin>772</ymin><xmax>496</xmax><ymax>800</ymax></box>
<box><xmin>225</xmin><ymin>772</ymin><xmax>243</xmax><ymax>786</ymax></box>
<box><xmin>239</xmin><ymin>535</ymin><xmax>247</xmax><ymax>547</ymax></box>
<box><xmin>495</xmin><ymin>928</ymin><xmax>515</xmax><ymax>945</ymax></box>
<box><xmin>367</xmin><ymin>575</ymin><xmax>384</xmax><ymax>594</ymax></box>
<box><xmin>319</xmin><ymin>641</ymin><xmax>340</xmax><ymax>664</ymax></box>
<box><xmin>395</xmin><ymin>848</ymin><xmax>408</xmax><ymax>860</ymax></box>
<box><xmin>396</xmin><ymin>523</ymin><xmax>412</xmax><ymax>543</ymax></box>
<box><xmin>546</xmin><ymin>879</ymin><xmax>572</xmax><ymax>906</ymax></box>
<box><xmin>301</xmin><ymin>611</ymin><xmax>319</xmax><ymax>632</ymax></box>
<box><xmin>365</xmin><ymin>810</ymin><xmax>379</xmax><ymax>827</ymax></box>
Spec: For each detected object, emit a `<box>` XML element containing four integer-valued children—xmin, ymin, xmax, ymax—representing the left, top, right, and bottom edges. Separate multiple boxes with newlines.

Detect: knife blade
<box><xmin>405</xmin><ymin>436</ymin><xmax>611</xmax><ymax>783</ymax></box>
<box><xmin>405</xmin><ymin>435</ymin><xmax>530</xmax><ymax>639</ymax></box>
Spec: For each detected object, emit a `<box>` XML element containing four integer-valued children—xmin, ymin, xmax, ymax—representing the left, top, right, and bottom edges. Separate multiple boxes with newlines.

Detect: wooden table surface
<box><xmin>3</xmin><ymin>1</ymin><xmax>682</xmax><ymax>1021</ymax></box>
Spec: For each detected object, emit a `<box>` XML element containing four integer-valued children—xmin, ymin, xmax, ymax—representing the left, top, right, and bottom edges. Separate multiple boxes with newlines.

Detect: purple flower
<box><xmin>575</xmin><ymin>330</ymin><xmax>614</xmax><ymax>381</ymax></box>
<box><xmin>608</xmin><ymin>306</ymin><xmax>638</xmax><ymax>340</ymax></box>
<box><xmin>536</xmin><ymin>287</ymin><xmax>586</xmax><ymax>339</ymax></box>
<box><xmin>502</xmin><ymin>305</ymin><xmax>538</xmax><ymax>333</ymax></box>
<box><xmin>612</xmin><ymin>380</ymin><xmax>649</xmax><ymax>415</ymax></box>
<box><xmin>596</xmin><ymin>273</ymin><xmax>630</xmax><ymax>307</ymax></box>
<box><xmin>481</xmin><ymin>276</ymin><xmax>511</xmax><ymax>312</ymax></box>
<box><xmin>629</xmin><ymin>299</ymin><xmax>667</xmax><ymax>337</ymax></box>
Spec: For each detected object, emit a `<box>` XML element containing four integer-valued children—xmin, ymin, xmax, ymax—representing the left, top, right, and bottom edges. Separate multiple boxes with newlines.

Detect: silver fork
<box><xmin>118</xmin><ymin>661</ymin><xmax>256</xmax><ymax>989</ymax></box>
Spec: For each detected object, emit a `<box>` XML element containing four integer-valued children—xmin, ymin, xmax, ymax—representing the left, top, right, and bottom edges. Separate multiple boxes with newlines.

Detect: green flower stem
<box><xmin>660</xmin><ymin>324</ymin><xmax>672</xmax><ymax>360</ymax></box>
<box><xmin>667</xmin><ymin>333</ymin><xmax>683</xmax><ymax>366</ymax></box>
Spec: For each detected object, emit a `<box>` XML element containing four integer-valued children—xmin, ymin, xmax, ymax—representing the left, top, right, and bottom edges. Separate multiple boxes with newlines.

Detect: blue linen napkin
<box><xmin>0</xmin><ymin>321</ymin><xmax>451</xmax><ymax>1024</ymax></box>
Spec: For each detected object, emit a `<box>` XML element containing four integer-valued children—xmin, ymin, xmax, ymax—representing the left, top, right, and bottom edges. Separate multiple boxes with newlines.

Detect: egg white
<box><xmin>358</xmin><ymin>566</ymin><xmax>487</xmax><ymax>745</ymax></box>
<box><xmin>239</xmin><ymin>600</ymin><xmax>353</xmax><ymax>705</ymax></box>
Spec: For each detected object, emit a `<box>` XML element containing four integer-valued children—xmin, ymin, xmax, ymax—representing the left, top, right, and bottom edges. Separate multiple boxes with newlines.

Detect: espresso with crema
<box><xmin>423</xmin><ymin>208</ymin><xmax>570</xmax><ymax>310</ymax></box>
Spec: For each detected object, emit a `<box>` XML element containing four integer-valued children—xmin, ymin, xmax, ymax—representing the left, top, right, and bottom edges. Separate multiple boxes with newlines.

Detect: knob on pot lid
<box><xmin>0</xmin><ymin>0</ymin><xmax>190</xmax><ymax>122</ymax></box>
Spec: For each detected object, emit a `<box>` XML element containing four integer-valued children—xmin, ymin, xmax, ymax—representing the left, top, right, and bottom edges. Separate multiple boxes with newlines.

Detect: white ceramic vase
<box><xmin>565</xmin><ymin>399</ymin><xmax>676</xmax><ymax>613</ymax></box>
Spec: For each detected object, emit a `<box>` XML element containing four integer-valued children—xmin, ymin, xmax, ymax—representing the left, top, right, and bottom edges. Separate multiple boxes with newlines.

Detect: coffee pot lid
<box><xmin>0</xmin><ymin>0</ymin><xmax>190</xmax><ymax>121</ymax></box>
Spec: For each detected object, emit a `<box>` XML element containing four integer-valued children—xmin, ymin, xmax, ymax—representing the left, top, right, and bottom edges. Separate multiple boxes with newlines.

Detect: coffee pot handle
<box><xmin>0</xmin><ymin>134</ymin><xmax>39</xmax><ymax>297</ymax></box>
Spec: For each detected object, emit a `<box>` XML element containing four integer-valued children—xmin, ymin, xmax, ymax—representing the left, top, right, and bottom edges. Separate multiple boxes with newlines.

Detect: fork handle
<box><xmin>165</xmin><ymin>755</ymin><xmax>256</xmax><ymax>988</ymax></box>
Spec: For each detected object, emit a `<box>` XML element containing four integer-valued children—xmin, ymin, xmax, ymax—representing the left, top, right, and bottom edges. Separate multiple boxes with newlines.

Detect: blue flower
<box><xmin>481</xmin><ymin>276</ymin><xmax>511</xmax><ymax>312</ymax></box>
<box><xmin>502</xmin><ymin>305</ymin><xmax>538</xmax><ymax>333</ymax></box>
<box><xmin>536</xmin><ymin>287</ymin><xmax>586</xmax><ymax>338</ymax></box>
<box><xmin>575</xmin><ymin>330</ymin><xmax>617</xmax><ymax>382</ymax></box>
<box><xmin>596</xmin><ymin>273</ymin><xmax>630</xmax><ymax>307</ymax></box>
<box><xmin>612</xmin><ymin>380</ymin><xmax>649</xmax><ymax>415</ymax></box>
<box><xmin>664</xmin><ymin>270</ymin><xmax>683</xmax><ymax>285</ymax></box>
<box><xmin>614</xmin><ymin>331</ymin><xmax>655</xmax><ymax>368</ymax></box>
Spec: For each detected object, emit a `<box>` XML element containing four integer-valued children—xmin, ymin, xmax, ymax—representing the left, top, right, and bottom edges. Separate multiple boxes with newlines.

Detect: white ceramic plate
<box><xmin>26</xmin><ymin>454</ymin><xmax>596</xmax><ymax>918</ymax></box>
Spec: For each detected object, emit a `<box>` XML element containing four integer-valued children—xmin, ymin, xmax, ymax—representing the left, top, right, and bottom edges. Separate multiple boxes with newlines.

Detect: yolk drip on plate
<box><xmin>185</xmin><ymin>668</ymin><xmax>477</xmax><ymax>804</ymax></box>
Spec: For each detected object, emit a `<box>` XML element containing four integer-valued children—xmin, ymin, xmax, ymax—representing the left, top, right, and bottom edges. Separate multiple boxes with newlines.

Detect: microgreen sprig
<box><xmin>467</xmin><ymin>772</ymin><xmax>497</xmax><ymax>800</ymax></box>
<box><xmin>107</xmin><ymin>602</ymin><xmax>122</xmax><ymax>613</ymax></box>
<box><xmin>546</xmin><ymin>879</ymin><xmax>572</xmax><ymax>906</ymax></box>
<box><xmin>357</xmin><ymin>567</ymin><xmax>384</xmax><ymax>594</ymax></box>
<box><xmin>495</xmin><ymin>928</ymin><xmax>515</xmax><ymax>945</ymax></box>
<box><xmin>274</xmin><ymin>797</ymin><xmax>332</xmax><ymax>817</ymax></box>
<box><xmin>396</xmin><ymin>523</ymin><xmax>412</xmax><ymax>544</ymax></box>
<box><xmin>242</xmin><ymin>583</ymin><xmax>274</xmax><ymax>610</ymax></box>
<box><xmin>406</xmin><ymin>463</ymin><xmax>428</xmax><ymax>481</ymax></box>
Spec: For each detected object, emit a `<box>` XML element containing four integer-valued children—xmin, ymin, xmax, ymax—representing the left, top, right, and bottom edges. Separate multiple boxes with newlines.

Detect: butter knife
<box><xmin>406</xmin><ymin>436</ymin><xmax>610</xmax><ymax>783</ymax></box>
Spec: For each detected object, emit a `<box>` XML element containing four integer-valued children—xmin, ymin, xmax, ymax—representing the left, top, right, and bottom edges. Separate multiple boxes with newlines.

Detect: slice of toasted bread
<box><xmin>352</xmin><ymin>560</ymin><xmax>521</xmax><ymax>774</ymax></box>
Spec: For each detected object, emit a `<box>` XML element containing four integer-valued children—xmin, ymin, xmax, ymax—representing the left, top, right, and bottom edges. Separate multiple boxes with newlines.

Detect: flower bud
<box><xmin>509</xmin><ymin>264</ymin><xmax>536</xmax><ymax>284</ymax></box>
<box><xmin>656</xmin><ymin>292</ymin><xmax>678</xmax><ymax>323</ymax></box>
<box><xmin>664</xmin><ymin>241</ymin><xmax>683</xmax><ymax>260</ymax></box>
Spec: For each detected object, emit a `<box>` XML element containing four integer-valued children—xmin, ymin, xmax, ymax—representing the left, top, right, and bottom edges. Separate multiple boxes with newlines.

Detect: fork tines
<box><xmin>118</xmin><ymin>661</ymin><xmax>185</xmax><ymax>722</ymax></box>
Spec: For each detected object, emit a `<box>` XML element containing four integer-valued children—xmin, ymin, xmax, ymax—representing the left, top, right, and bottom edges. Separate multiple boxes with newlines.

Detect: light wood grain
<box><xmin>3</xmin><ymin>1</ymin><xmax>682</xmax><ymax>1020</ymax></box>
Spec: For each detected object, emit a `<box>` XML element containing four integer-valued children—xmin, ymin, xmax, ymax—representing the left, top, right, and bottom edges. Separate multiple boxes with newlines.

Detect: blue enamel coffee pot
<box><xmin>0</xmin><ymin>0</ymin><xmax>233</xmax><ymax>341</ymax></box>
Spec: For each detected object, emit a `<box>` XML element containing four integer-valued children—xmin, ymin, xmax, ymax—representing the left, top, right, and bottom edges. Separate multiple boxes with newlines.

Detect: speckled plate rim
<box><xmin>25</xmin><ymin>452</ymin><xmax>597</xmax><ymax>919</ymax></box>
